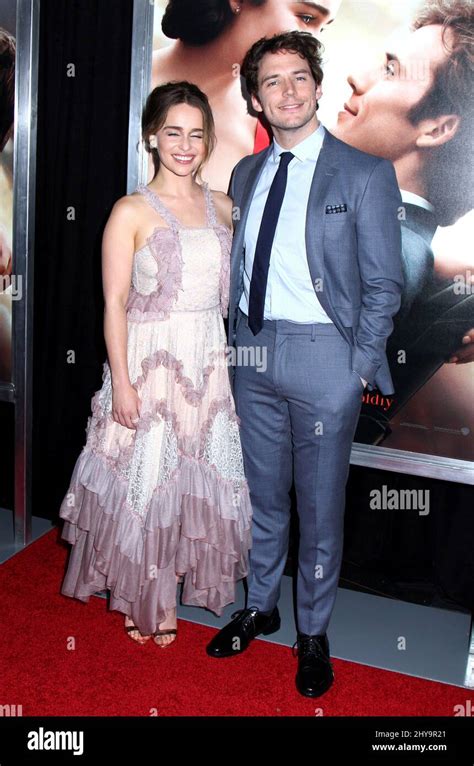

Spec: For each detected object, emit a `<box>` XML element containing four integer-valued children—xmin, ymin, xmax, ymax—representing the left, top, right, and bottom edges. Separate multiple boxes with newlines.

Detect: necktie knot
<box><xmin>279</xmin><ymin>151</ymin><xmax>294</xmax><ymax>168</ymax></box>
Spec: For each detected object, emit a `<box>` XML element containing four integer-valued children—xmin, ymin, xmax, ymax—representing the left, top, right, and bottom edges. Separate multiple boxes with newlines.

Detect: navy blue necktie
<box><xmin>248</xmin><ymin>151</ymin><xmax>294</xmax><ymax>335</ymax></box>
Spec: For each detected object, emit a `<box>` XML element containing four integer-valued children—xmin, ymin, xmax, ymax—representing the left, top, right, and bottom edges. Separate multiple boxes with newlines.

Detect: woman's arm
<box><xmin>211</xmin><ymin>190</ymin><xmax>233</xmax><ymax>318</ymax></box>
<box><xmin>101</xmin><ymin>197</ymin><xmax>140</xmax><ymax>429</ymax></box>
<box><xmin>212</xmin><ymin>189</ymin><xmax>233</xmax><ymax>230</ymax></box>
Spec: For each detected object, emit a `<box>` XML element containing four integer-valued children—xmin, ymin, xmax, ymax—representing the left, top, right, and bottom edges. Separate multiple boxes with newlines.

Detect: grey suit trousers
<box><xmin>233</xmin><ymin>308</ymin><xmax>363</xmax><ymax>635</ymax></box>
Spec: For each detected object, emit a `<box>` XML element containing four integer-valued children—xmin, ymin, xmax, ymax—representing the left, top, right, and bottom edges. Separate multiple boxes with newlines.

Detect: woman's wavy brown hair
<box><xmin>162</xmin><ymin>0</ymin><xmax>266</xmax><ymax>46</ymax></box>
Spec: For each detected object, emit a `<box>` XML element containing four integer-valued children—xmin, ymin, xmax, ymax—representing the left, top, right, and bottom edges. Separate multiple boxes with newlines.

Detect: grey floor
<box><xmin>0</xmin><ymin>507</ymin><xmax>55</xmax><ymax>564</ymax></box>
<box><xmin>2</xmin><ymin>507</ymin><xmax>472</xmax><ymax>689</ymax></box>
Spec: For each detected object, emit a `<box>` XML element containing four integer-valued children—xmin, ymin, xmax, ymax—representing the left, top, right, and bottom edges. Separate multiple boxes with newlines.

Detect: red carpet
<box><xmin>1</xmin><ymin>528</ymin><xmax>470</xmax><ymax>717</ymax></box>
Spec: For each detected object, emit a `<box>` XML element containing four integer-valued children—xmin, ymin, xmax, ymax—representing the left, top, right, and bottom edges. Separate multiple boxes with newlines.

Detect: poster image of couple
<box><xmin>148</xmin><ymin>0</ymin><xmax>473</xmax><ymax>467</ymax></box>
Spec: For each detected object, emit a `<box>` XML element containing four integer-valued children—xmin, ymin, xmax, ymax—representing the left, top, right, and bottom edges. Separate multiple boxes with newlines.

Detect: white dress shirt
<box><xmin>239</xmin><ymin>122</ymin><xmax>332</xmax><ymax>323</ymax></box>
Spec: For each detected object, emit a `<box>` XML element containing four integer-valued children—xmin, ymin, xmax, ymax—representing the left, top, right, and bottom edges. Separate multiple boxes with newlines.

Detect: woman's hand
<box><xmin>112</xmin><ymin>382</ymin><xmax>141</xmax><ymax>430</ymax></box>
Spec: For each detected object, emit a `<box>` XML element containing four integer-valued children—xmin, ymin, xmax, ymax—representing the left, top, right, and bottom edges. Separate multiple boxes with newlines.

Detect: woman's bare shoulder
<box><xmin>114</xmin><ymin>190</ymin><xmax>149</xmax><ymax>213</ymax></box>
<box><xmin>210</xmin><ymin>189</ymin><xmax>233</xmax><ymax>228</ymax></box>
<box><xmin>105</xmin><ymin>193</ymin><xmax>146</xmax><ymax>233</ymax></box>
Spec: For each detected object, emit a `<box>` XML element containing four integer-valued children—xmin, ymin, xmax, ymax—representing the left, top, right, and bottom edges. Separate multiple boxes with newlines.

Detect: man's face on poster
<box><xmin>334</xmin><ymin>24</ymin><xmax>453</xmax><ymax>161</ymax></box>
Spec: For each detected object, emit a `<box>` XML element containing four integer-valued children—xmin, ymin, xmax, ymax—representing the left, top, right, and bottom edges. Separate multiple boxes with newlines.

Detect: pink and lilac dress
<box><xmin>59</xmin><ymin>182</ymin><xmax>252</xmax><ymax>635</ymax></box>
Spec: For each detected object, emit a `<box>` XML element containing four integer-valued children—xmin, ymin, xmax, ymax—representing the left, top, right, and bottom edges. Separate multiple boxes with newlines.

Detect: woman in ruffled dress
<box><xmin>59</xmin><ymin>81</ymin><xmax>252</xmax><ymax>647</ymax></box>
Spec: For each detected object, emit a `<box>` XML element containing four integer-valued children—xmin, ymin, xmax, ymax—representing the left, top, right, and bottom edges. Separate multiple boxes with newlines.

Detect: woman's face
<box><xmin>152</xmin><ymin>103</ymin><xmax>207</xmax><ymax>177</ymax></box>
<box><xmin>232</xmin><ymin>0</ymin><xmax>341</xmax><ymax>61</ymax></box>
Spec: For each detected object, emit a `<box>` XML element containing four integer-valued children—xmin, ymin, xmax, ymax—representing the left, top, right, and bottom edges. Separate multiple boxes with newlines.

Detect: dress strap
<box><xmin>202</xmin><ymin>181</ymin><xmax>218</xmax><ymax>227</ymax></box>
<box><xmin>135</xmin><ymin>183</ymin><xmax>181</xmax><ymax>230</ymax></box>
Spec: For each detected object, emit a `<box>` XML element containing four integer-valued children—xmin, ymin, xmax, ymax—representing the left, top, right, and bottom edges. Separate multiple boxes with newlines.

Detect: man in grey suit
<box><xmin>206</xmin><ymin>31</ymin><xmax>403</xmax><ymax>697</ymax></box>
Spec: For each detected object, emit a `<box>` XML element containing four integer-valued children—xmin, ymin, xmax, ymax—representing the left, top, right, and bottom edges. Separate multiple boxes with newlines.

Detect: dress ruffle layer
<box><xmin>60</xmin><ymin>447</ymin><xmax>252</xmax><ymax>635</ymax></box>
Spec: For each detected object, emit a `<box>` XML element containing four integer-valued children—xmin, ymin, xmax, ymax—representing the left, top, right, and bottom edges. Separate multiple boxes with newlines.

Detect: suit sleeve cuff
<box><xmin>352</xmin><ymin>346</ymin><xmax>379</xmax><ymax>387</ymax></box>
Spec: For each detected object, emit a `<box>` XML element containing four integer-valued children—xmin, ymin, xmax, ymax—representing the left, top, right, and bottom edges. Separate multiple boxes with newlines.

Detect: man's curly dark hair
<box><xmin>241</xmin><ymin>30</ymin><xmax>324</xmax><ymax>102</ymax></box>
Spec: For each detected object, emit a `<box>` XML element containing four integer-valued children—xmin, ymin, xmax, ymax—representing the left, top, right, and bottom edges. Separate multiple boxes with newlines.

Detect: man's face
<box><xmin>251</xmin><ymin>49</ymin><xmax>322</xmax><ymax>135</ymax></box>
<box><xmin>333</xmin><ymin>24</ymin><xmax>452</xmax><ymax>161</ymax></box>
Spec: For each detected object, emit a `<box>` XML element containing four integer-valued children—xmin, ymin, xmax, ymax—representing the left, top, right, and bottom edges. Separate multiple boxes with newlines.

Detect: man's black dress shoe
<box><xmin>206</xmin><ymin>606</ymin><xmax>281</xmax><ymax>658</ymax></box>
<box><xmin>292</xmin><ymin>633</ymin><xmax>334</xmax><ymax>697</ymax></box>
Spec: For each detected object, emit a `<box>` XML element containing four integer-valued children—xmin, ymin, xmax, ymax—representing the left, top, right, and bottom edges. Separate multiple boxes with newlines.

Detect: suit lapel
<box><xmin>305</xmin><ymin>129</ymin><xmax>338</xmax><ymax>303</ymax></box>
<box><xmin>305</xmin><ymin>130</ymin><xmax>351</xmax><ymax>343</ymax></box>
<box><xmin>230</xmin><ymin>146</ymin><xmax>272</xmax><ymax>291</ymax></box>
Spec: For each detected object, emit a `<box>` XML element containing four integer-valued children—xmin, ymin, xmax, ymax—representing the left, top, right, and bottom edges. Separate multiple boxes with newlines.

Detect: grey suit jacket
<box><xmin>227</xmin><ymin>128</ymin><xmax>404</xmax><ymax>395</ymax></box>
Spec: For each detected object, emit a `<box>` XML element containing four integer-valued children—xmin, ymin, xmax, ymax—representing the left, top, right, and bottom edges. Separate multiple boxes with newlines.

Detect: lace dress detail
<box><xmin>126</xmin><ymin>181</ymin><xmax>232</xmax><ymax>321</ymax></box>
<box><xmin>59</xmin><ymin>182</ymin><xmax>251</xmax><ymax>635</ymax></box>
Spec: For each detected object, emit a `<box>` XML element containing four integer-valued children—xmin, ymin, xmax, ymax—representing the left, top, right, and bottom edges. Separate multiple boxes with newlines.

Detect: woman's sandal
<box><xmin>124</xmin><ymin>618</ymin><xmax>151</xmax><ymax>644</ymax></box>
<box><xmin>153</xmin><ymin>627</ymin><xmax>177</xmax><ymax>648</ymax></box>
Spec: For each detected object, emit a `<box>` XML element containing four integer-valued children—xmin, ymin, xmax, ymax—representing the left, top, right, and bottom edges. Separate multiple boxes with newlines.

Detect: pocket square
<box><xmin>325</xmin><ymin>204</ymin><xmax>347</xmax><ymax>214</ymax></box>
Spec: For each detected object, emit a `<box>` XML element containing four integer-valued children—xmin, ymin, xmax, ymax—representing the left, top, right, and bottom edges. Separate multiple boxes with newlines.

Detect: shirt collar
<box><xmin>271</xmin><ymin>122</ymin><xmax>325</xmax><ymax>164</ymax></box>
<box><xmin>401</xmin><ymin>189</ymin><xmax>435</xmax><ymax>213</ymax></box>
